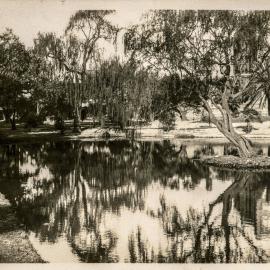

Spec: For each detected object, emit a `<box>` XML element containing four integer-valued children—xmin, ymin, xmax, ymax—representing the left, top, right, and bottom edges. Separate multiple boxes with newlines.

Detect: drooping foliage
<box><xmin>33</xmin><ymin>10</ymin><xmax>118</xmax><ymax>132</ymax></box>
<box><xmin>82</xmin><ymin>57</ymin><xmax>157</xmax><ymax>128</ymax></box>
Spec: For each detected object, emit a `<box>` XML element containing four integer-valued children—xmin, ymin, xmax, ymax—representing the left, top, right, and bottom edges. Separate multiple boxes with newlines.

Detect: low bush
<box><xmin>54</xmin><ymin>117</ymin><xmax>65</xmax><ymax>134</ymax></box>
<box><xmin>23</xmin><ymin>112</ymin><xmax>42</xmax><ymax>130</ymax></box>
<box><xmin>159</xmin><ymin>111</ymin><xmax>176</xmax><ymax>131</ymax></box>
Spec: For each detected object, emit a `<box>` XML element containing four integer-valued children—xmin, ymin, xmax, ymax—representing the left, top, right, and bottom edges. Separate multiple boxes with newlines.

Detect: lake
<box><xmin>0</xmin><ymin>139</ymin><xmax>270</xmax><ymax>263</ymax></box>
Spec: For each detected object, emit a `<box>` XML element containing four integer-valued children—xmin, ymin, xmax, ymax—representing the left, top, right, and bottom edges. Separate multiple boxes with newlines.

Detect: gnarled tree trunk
<box><xmin>200</xmin><ymin>85</ymin><xmax>254</xmax><ymax>158</ymax></box>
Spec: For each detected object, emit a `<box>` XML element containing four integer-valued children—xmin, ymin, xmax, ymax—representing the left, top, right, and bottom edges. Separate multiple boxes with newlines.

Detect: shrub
<box><xmin>24</xmin><ymin>112</ymin><xmax>41</xmax><ymax>130</ymax></box>
<box><xmin>201</xmin><ymin>114</ymin><xmax>210</xmax><ymax>123</ymax></box>
<box><xmin>159</xmin><ymin>111</ymin><xmax>176</xmax><ymax>131</ymax></box>
<box><xmin>243</xmin><ymin>119</ymin><xmax>253</xmax><ymax>134</ymax></box>
<box><xmin>54</xmin><ymin>117</ymin><xmax>65</xmax><ymax>134</ymax></box>
<box><xmin>241</xmin><ymin>108</ymin><xmax>262</xmax><ymax>123</ymax></box>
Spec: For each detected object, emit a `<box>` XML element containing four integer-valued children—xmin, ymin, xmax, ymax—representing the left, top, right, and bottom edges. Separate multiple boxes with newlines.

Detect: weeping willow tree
<box><xmin>34</xmin><ymin>10</ymin><xmax>118</xmax><ymax>133</ymax></box>
<box><xmin>84</xmin><ymin>57</ymin><xmax>158</xmax><ymax>129</ymax></box>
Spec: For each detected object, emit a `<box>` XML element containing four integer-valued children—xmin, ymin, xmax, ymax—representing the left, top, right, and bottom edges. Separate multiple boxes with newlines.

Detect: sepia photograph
<box><xmin>1</xmin><ymin>0</ymin><xmax>270</xmax><ymax>267</ymax></box>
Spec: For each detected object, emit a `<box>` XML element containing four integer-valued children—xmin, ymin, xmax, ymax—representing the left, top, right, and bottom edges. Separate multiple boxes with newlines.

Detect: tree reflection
<box><xmin>127</xmin><ymin>170</ymin><xmax>270</xmax><ymax>263</ymax></box>
<box><xmin>1</xmin><ymin>141</ymin><xmax>269</xmax><ymax>262</ymax></box>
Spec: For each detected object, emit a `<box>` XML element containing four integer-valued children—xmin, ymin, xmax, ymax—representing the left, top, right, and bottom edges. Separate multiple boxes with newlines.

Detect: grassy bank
<box><xmin>0</xmin><ymin>194</ymin><xmax>45</xmax><ymax>263</ymax></box>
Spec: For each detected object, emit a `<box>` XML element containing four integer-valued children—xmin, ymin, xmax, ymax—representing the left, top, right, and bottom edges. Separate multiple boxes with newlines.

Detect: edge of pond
<box><xmin>198</xmin><ymin>155</ymin><xmax>270</xmax><ymax>171</ymax></box>
<box><xmin>0</xmin><ymin>194</ymin><xmax>46</xmax><ymax>263</ymax></box>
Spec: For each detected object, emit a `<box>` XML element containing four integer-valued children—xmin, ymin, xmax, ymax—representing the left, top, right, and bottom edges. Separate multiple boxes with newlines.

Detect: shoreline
<box><xmin>1</xmin><ymin>125</ymin><xmax>270</xmax><ymax>262</ymax></box>
<box><xmin>0</xmin><ymin>194</ymin><xmax>45</xmax><ymax>263</ymax></box>
<box><xmin>200</xmin><ymin>155</ymin><xmax>270</xmax><ymax>170</ymax></box>
<box><xmin>2</xmin><ymin>126</ymin><xmax>270</xmax><ymax>144</ymax></box>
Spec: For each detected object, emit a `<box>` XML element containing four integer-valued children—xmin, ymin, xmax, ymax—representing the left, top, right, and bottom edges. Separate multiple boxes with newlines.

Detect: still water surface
<box><xmin>0</xmin><ymin>140</ymin><xmax>270</xmax><ymax>263</ymax></box>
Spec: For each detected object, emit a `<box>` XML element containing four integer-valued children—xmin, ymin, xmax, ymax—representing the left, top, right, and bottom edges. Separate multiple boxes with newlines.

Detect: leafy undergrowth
<box><xmin>201</xmin><ymin>155</ymin><xmax>270</xmax><ymax>169</ymax></box>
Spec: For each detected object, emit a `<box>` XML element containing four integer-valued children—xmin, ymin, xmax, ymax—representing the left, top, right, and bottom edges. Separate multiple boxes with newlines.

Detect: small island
<box><xmin>201</xmin><ymin>155</ymin><xmax>270</xmax><ymax>170</ymax></box>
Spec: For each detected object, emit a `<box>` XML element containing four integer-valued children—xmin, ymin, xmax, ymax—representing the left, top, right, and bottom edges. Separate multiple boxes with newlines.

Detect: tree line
<box><xmin>1</xmin><ymin>10</ymin><xmax>270</xmax><ymax>157</ymax></box>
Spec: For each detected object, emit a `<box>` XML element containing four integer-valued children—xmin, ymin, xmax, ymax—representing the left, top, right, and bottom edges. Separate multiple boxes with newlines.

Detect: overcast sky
<box><xmin>1</xmin><ymin>0</ymin><xmax>270</xmax><ymax>49</ymax></box>
<box><xmin>0</xmin><ymin>0</ymin><xmax>144</xmax><ymax>48</ymax></box>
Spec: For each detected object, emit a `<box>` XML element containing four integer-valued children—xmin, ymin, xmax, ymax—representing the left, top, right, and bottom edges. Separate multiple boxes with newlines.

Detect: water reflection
<box><xmin>0</xmin><ymin>140</ymin><xmax>270</xmax><ymax>262</ymax></box>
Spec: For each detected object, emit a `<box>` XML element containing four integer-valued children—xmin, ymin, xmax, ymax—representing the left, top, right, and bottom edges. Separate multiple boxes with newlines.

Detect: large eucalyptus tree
<box><xmin>125</xmin><ymin>10</ymin><xmax>270</xmax><ymax>157</ymax></box>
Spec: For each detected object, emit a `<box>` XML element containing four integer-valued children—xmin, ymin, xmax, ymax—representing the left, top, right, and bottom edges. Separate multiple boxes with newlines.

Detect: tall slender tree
<box><xmin>34</xmin><ymin>10</ymin><xmax>118</xmax><ymax>133</ymax></box>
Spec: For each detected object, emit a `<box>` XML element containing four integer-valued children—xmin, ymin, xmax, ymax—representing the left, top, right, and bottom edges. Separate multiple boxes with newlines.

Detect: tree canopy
<box><xmin>124</xmin><ymin>10</ymin><xmax>270</xmax><ymax>157</ymax></box>
<box><xmin>0</xmin><ymin>29</ymin><xmax>32</xmax><ymax>129</ymax></box>
<box><xmin>2</xmin><ymin>10</ymin><xmax>270</xmax><ymax>157</ymax></box>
